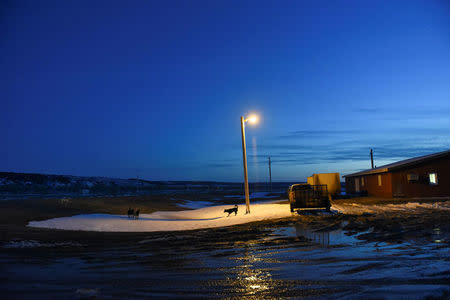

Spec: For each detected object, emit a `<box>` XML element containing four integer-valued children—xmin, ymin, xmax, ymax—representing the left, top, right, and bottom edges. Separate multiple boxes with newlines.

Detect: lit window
<box><xmin>429</xmin><ymin>173</ymin><xmax>438</xmax><ymax>185</ymax></box>
<box><xmin>378</xmin><ymin>175</ymin><xmax>382</xmax><ymax>186</ymax></box>
<box><xmin>361</xmin><ymin>177</ymin><xmax>365</xmax><ymax>186</ymax></box>
<box><xmin>407</xmin><ymin>173</ymin><xmax>419</xmax><ymax>182</ymax></box>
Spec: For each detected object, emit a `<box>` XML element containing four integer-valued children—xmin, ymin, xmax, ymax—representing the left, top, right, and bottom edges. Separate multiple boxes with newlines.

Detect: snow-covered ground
<box><xmin>27</xmin><ymin>200</ymin><xmax>450</xmax><ymax>233</ymax></box>
<box><xmin>332</xmin><ymin>201</ymin><xmax>450</xmax><ymax>215</ymax></box>
<box><xmin>177</xmin><ymin>200</ymin><xmax>215</xmax><ymax>209</ymax></box>
<box><xmin>28</xmin><ymin>201</ymin><xmax>291</xmax><ymax>232</ymax></box>
<box><xmin>223</xmin><ymin>192</ymin><xmax>280</xmax><ymax>199</ymax></box>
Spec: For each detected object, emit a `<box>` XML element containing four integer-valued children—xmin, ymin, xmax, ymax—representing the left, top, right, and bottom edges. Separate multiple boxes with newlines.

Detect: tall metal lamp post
<box><xmin>240</xmin><ymin>114</ymin><xmax>258</xmax><ymax>214</ymax></box>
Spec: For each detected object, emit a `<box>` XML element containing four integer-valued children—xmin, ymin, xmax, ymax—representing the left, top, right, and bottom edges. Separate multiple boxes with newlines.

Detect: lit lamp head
<box><xmin>246</xmin><ymin>115</ymin><xmax>259</xmax><ymax>125</ymax></box>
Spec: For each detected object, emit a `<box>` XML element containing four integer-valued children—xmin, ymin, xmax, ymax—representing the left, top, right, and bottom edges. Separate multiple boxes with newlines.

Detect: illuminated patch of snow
<box><xmin>28</xmin><ymin>202</ymin><xmax>292</xmax><ymax>232</ymax></box>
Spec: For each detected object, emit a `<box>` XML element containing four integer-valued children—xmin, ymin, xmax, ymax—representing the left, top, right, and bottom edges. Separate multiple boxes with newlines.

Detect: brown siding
<box><xmin>345</xmin><ymin>155</ymin><xmax>450</xmax><ymax>198</ymax></box>
<box><xmin>345</xmin><ymin>173</ymin><xmax>392</xmax><ymax>197</ymax></box>
<box><xmin>361</xmin><ymin>173</ymin><xmax>392</xmax><ymax>197</ymax></box>
<box><xmin>345</xmin><ymin>177</ymin><xmax>355</xmax><ymax>194</ymax></box>
<box><xmin>390</xmin><ymin>156</ymin><xmax>450</xmax><ymax>197</ymax></box>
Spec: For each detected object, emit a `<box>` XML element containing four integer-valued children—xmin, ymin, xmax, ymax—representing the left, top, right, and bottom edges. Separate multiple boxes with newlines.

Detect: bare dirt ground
<box><xmin>0</xmin><ymin>194</ymin><xmax>179</xmax><ymax>244</ymax></box>
<box><xmin>326</xmin><ymin>197</ymin><xmax>449</xmax><ymax>244</ymax></box>
<box><xmin>0</xmin><ymin>194</ymin><xmax>449</xmax><ymax>299</ymax></box>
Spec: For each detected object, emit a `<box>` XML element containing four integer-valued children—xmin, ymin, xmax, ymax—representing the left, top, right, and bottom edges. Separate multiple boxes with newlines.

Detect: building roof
<box><xmin>344</xmin><ymin>149</ymin><xmax>450</xmax><ymax>178</ymax></box>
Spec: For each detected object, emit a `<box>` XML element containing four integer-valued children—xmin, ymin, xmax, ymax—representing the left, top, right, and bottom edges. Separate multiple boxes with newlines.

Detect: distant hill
<box><xmin>0</xmin><ymin>172</ymin><xmax>160</xmax><ymax>199</ymax></box>
<box><xmin>0</xmin><ymin>172</ymin><xmax>294</xmax><ymax>200</ymax></box>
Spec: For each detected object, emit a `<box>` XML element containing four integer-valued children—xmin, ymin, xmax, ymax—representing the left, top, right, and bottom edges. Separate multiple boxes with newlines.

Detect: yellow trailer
<box><xmin>307</xmin><ymin>173</ymin><xmax>341</xmax><ymax>196</ymax></box>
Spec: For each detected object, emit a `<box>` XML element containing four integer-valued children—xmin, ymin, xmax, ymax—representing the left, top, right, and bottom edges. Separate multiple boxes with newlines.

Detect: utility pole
<box><xmin>370</xmin><ymin>149</ymin><xmax>374</xmax><ymax>169</ymax></box>
<box><xmin>239</xmin><ymin>114</ymin><xmax>259</xmax><ymax>215</ymax></box>
<box><xmin>268</xmin><ymin>156</ymin><xmax>272</xmax><ymax>192</ymax></box>
<box><xmin>241</xmin><ymin>116</ymin><xmax>250</xmax><ymax>214</ymax></box>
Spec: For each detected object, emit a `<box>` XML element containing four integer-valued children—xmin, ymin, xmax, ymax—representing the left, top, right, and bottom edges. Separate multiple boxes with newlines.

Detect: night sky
<box><xmin>2</xmin><ymin>1</ymin><xmax>450</xmax><ymax>182</ymax></box>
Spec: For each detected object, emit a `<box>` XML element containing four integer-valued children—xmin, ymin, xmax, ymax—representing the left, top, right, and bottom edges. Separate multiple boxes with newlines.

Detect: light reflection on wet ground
<box><xmin>1</xmin><ymin>219</ymin><xmax>449</xmax><ymax>299</ymax></box>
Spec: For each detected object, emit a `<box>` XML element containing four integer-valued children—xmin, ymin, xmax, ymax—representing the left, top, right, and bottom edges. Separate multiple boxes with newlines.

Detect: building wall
<box><xmin>345</xmin><ymin>176</ymin><xmax>354</xmax><ymax>194</ymax></box>
<box><xmin>345</xmin><ymin>172</ymin><xmax>392</xmax><ymax>197</ymax></box>
<box><xmin>362</xmin><ymin>172</ymin><xmax>393</xmax><ymax>197</ymax></box>
<box><xmin>345</xmin><ymin>155</ymin><xmax>450</xmax><ymax>198</ymax></box>
<box><xmin>390</xmin><ymin>156</ymin><xmax>450</xmax><ymax>197</ymax></box>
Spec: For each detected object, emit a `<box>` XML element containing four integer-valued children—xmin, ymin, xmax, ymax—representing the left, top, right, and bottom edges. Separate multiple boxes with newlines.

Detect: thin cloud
<box><xmin>353</xmin><ymin>108</ymin><xmax>384</xmax><ymax>114</ymax></box>
<box><xmin>215</xmin><ymin>125</ymin><xmax>449</xmax><ymax>177</ymax></box>
<box><xmin>353</xmin><ymin>107</ymin><xmax>450</xmax><ymax>119</ymax></box>
<box><xmin>277</xmin><ymin>129</ymin><xmax>361</xmax><ymax>139</ymax></box>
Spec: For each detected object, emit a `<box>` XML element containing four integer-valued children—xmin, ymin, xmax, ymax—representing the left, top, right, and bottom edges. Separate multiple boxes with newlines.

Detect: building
<box><xmin>344</xmin><ymin>150</ymin><xmax>450</xmax><ymax>198</ymax></box>
<box><xmin>307</xmin><ymin>173</ymin><xmax>341</xmax><ymax>195</ymax></box>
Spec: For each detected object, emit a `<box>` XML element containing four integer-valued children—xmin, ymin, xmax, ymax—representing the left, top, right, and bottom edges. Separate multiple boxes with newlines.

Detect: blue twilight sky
<box><xmin>2</xmin><ymin>0</ymin><xmax>450</xmax><ymax>182</ymax></box>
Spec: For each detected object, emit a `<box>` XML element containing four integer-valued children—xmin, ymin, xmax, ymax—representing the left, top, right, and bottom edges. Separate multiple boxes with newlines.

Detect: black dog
<box><xmin>127</xmin><ymin>207</ymin><xmax>134</xmax><ymax>219</ymax></box>
<box><xmin>224</xmin><ymin>205</ymin><xmax>238</xmax><ymax>217</ymax></box>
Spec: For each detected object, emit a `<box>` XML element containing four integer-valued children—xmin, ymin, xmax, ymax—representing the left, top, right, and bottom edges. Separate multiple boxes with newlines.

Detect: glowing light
<box><xmin>247</xmin><ymin>115</ymin><xmax>259</xmax><ymax>124</ymax></box>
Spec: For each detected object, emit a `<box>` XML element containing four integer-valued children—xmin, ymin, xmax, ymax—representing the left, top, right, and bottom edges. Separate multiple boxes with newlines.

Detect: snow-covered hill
<box><xmin>0</xmin><ymin>172</ymin><xmax>291</xmax><ymax>200</ymax></box>
<box><xmin>0</xmin><ymin>172</ymin><xmax>160</xmax><ymax>199</ymax></box>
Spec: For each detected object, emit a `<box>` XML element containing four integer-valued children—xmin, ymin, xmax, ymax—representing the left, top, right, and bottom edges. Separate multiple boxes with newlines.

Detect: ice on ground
<box><xmin>28</xmin><ymin>202</ymin><xmax>292</xmax><ymax>232</ymax></box>
<box><xmin>75</xmin><ymin>288</ymin><xmax>99</xmax><ymax>298</ymax></box>
<box><xmin>2</xmin><ymin>240</ymin><xmax>82</xmax><ymax>248</ymax></box>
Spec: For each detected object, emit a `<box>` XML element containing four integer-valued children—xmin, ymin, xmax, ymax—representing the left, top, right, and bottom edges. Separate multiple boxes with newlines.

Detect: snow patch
<box><xmin>177</xmin><ymin>200</ymin><xmax>214</xmax><ymax>209</ymax></box>
<box><xmin>28</xmin><ymin>202</ymin><xmax>292</xmax><ymax>232</ymax></box>
<box><xmin>332</xmin><ymin>201</ymin><xmax>450</xmax><ymax>214</ymax></box>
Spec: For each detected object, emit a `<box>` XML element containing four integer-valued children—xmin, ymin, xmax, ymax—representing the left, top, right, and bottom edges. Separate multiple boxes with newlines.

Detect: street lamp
<box><xmin>240</xmin><ymin>114</ymin><xmax>259</xmax><ymax>214</ymax></box>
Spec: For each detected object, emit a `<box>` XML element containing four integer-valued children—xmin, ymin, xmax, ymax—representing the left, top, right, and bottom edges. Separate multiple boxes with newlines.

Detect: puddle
<box><xmin>432</xmin><ymin>227</ymin><xmax>446</xmax><ymax>244</ymax></box>
<box><xmin>2</xmin><ymin>219</ymin><xmax>449</xmax><ymax>299</ymax></box>
<box><xmin>2</xmin><ymin>240</ymin><xmax>83</xmax><ymax>248</ymax></box>
<box><xmin>272</xmin><ymin>222</ymin><xmax>367</xmax><ymax>247</ymax></box>
<box><xmin>297</xmin><ymin>223</ymin><xmax>374</xmax><ymax>246</ymax></box>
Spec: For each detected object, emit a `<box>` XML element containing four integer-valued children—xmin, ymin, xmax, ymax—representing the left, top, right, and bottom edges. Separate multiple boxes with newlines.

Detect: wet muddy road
<box><xmin>2</xmin><ymin>216</ymin><xmax>449</xmax><ymax>299</ymax></box>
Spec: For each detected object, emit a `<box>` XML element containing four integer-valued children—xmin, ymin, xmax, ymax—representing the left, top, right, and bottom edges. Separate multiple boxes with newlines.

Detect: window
<box><xmin>429</xmin><ymin>173</ymin><xmax>438</xmax><ymax>185</ymax></box>
<box><xmin>361</xmin><ymin>177</ymin><xmax>365</xmax><ymax>186</ymax></box>
<box><xmin>378</xmin><ymin>175</ymin><xmax>382</xmax><ymax>186</ymax></box>
<box><xmin>407</xmin><ymin>173</ymin><xmax>419</xmax><ymax>182</ymax></box>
